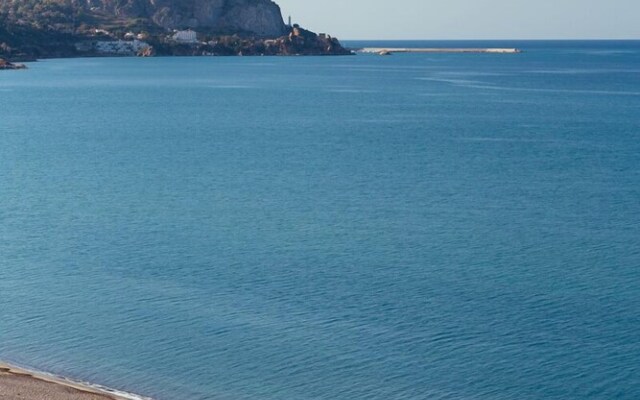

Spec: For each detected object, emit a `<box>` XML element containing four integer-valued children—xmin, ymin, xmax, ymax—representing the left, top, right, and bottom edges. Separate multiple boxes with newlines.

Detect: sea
<box><xmin>1</xmin><ymin>40</ymin><xmax>639</xmax><ymax>400</ymax></box>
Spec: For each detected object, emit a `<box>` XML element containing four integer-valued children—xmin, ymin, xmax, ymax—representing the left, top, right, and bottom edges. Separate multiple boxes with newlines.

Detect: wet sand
<box><xmin>0</xmin><ymin>363</ymin><xmax>135</xmax><ymax>400</ymax></box>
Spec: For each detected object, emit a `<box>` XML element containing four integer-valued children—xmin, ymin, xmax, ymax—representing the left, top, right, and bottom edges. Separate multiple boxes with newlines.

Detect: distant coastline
<box><xmin>0</xmin><ymin>27</ymin><xmax>352</xmax><ymax>62</ymax></box>
<box><xmin>0</xmin><ymin>0</ymin><xmax>352</xmax><ymax>61</ymax></box>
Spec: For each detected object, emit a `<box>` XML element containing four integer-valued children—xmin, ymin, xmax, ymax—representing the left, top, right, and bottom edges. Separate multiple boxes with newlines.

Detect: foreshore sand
<box><xmin>0</xmin><ymin>363</ymin><xmax>142</xmax><ymax>400</ymax></box>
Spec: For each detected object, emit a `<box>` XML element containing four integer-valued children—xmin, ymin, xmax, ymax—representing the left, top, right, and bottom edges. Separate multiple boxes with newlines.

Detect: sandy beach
<box><xmin>0</xmin><ymin>363</ymin><xmax>139</xmax><ymax>400</ymax></box>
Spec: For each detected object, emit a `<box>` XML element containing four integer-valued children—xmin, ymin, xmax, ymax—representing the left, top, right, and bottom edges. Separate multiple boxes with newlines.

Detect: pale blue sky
<box><xmin>275</xmin><ymin>0</ymin><xmax>639</xmax><ymax>40</ymax></box>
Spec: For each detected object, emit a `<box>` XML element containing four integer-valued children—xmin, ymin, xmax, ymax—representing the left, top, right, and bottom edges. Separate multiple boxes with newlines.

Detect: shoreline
<box><xmin>0</xmin><ymin>58</ymin><xmax>28</xmax><ymax>69</ymax></box>
<box><xmin>3</xmin><ymin>46</ymin><xmax>521</xmax><ymax>64</ymax></box>
<box><xmin>0</xmin><ymin>361</ymin><xmax>152</xmax><ymax>400</ymax></box>
<box><xmin>1</xmin><ymin>52</ymin><xmax>355</xmax><ymax>64</ymax></box>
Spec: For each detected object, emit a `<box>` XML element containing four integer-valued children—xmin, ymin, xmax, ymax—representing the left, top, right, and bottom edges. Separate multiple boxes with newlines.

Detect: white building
<box><xmin>173</xmin><ymin>30</ymin><xmax>198</xmax><ymax>44</ymax></box>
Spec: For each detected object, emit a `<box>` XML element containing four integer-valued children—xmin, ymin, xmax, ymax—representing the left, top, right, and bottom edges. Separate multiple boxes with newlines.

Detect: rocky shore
<box><xmin>0</xmin><ymin>58</ymin><xmax>27</xmax><ymax>69</ymax></box>
<box><xmin>147</xmin><ymin>26</ymin><xmax>351</xmax><ymax>57</ymax></box>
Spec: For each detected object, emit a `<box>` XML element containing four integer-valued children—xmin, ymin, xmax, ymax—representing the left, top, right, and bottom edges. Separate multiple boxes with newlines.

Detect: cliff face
<box><xmin>87</xmin><ymin>0</ymin><xmax>286</xmax><ymax>36</ymax></box>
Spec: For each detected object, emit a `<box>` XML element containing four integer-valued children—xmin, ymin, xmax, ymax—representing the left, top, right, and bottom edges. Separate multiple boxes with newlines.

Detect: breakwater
<box><xmin>357</xmin><ymin>47</ymin><xmax>521</xmax><ymax>54</ymax></box>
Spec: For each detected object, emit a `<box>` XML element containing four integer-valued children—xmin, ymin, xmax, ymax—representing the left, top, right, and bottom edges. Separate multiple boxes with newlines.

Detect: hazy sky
<box><xmin>275</xmin><ymin>0</ymin><xmax>639</xmax><ymax>40</ymax></box>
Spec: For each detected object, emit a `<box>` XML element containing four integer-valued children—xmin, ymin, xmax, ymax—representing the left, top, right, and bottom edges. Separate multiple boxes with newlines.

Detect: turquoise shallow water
<box><xmin>1</xmin><ymin>41</ymin><xmax>639</xmax><ymax>399</ymax></box>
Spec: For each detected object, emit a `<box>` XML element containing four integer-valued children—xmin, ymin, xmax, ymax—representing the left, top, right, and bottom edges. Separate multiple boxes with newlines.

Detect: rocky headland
<box><xmin>0</xmin><ymin>0</ymin><xmax>352</xmax><ymax>60</ymax></box>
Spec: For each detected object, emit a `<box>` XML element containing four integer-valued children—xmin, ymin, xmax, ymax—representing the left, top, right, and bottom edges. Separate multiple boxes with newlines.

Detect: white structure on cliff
<box><xmin>173</xmin><ymin>29</ymin><xmax>198</xmax><ymax>44</ymax></box>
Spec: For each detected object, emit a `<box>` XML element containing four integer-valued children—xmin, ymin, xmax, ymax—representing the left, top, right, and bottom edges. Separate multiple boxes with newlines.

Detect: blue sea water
<box><xmin>1</xmin><ymin>41</ymin><xmax>639</xmax><ymax>400</ymax></box>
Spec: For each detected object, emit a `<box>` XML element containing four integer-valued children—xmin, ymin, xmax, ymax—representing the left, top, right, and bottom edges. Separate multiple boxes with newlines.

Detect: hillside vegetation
<box><xmin>0</xmin><ymin>0</ymin><xmax>350</xmax><ymax>59</ymax></box>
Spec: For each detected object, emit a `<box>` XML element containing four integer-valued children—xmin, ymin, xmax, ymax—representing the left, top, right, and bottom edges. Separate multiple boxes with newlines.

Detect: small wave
<box><xmin>417</xmin><ymin>93</ymin><xmax>465</xmax><ymax>97</ymax></box>
<box><xmin>417</xmin><ymin>75</ymin><xmax>640</xmax><ymax>96</ymax></box>
<box><xmin>432</xmin><ymin>71</ymin><xmax>510</xmax><ymax>77</ymax></box>
<box><xmin>576</xmin><ymin>50</ymin><xmax>638</xmax><ymax>56</ymax></box>
<box><xmin>208</xmin><ymin>84</ymin><xmax>255</xmax><ymax>89</ymax></box>
<box><xmin>326</xmin><ymin>88</ymin><xmax>378</xmax><ymax>94</ymax></box>
<box><xmin>433</xmin><ymin>80</ymin><xmax>640</xmax><ymax>96</ymax></box>
<box><xmin>528</xmin><ymin>68</ymin><xmax>640</xmax><ymax>75</ymax></box>
<box><xmin>331</xmin><ymin>64</ymin><xmax>439</xmax><ymax>71</ymax></box>
<box><xmin>245</xmin><ymin>63</ymin><xmax>277</xmax><ymax>66</ymax></box>
<box><xmin>456</xmin><ymin>137</ymin><xmax>556</xmax><ymax>143</ymax></box>
<box><xmin>0</xmin><ymin>361</ymin><xmax>153</xmax><ymax>400</ymax></box>
<box><xmin>348</xmin><ymin>118</ymin><xmax>410</xmax><ymax>124</ymax></box>
<box><xmin>417</xmin><ymin>77</ymin><xmax>486</xmax><ymax>85</ymax></box>
<box><xmin>464</xmin><ymin>84</ymin><xmax>640</xmax><ymax>96</ymax></box>
<box><xmin>455</xmin><ymin>137</ymin><xmax>598</xmax><ymax>149</ymax></box>
<box><xmin>76</xmin><ymin>382</ymin><xmax>153</xmax><ymax>400</ymax></box>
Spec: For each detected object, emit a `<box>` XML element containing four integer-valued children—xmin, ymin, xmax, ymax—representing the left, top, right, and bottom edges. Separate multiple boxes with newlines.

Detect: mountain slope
<box><xmin>0</xmin><ymin>0</ymin><xmax>286</xmax><ymax>36</ymax></box>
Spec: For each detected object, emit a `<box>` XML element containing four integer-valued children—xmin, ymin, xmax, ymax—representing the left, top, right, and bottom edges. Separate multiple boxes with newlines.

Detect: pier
<box><xmin>357</xmin><ymin>47</ymin><xmax>521</xmax><ymax>55</ymax></box>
